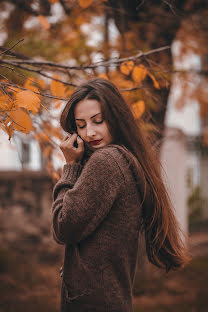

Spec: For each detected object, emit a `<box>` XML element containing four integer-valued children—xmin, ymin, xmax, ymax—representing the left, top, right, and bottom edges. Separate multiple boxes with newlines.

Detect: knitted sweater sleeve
<box><xmin>51</xmin><ymin>147</ymin><xmax>125</xmax><ymax>245</ymax></box>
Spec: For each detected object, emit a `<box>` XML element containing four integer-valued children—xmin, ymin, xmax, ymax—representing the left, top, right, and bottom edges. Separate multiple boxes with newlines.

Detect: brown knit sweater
<box><xmin>52</xmin><ymin>144</ymin><xmax>144</xmax><ymax>312</ymax></box>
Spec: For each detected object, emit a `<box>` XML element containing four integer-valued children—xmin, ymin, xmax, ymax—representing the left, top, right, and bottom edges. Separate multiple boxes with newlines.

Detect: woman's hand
<box><xmin>60</xmin><ymin>133</ymin><xmax>84</xmax><ymax>164</ymax></box>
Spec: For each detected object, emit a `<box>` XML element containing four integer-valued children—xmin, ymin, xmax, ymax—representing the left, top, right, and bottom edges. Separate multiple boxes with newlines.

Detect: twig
<box><xmin>0</xmin><ymin>81</ymin><xmax>70</xmax><ymax>101</ymax></box>
<box><xmin>0</xmin><ymin>46</ymin><xmax>170</xmax><ymax>70</ymax></box>
<box><xmin>0</xmin><ymin>61</ymin><xmax>77</xmax><ymax>86</ymax></box>
<box><xmin>0</xmin><ymin>39</ymin><xmax>24</xmax><ymax>57</ymax></box>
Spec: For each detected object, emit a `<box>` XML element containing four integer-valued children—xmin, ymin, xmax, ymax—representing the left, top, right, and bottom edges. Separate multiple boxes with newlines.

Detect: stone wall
<box><xmin>0</xmin><ymin>170</ymin><xmax>58</xmax><ymax>255</ymax></box>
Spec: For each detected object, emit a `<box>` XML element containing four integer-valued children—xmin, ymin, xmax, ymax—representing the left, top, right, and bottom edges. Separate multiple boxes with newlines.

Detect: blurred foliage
<box><xmin>0</xmin><ymin>0</ymin><xmax>208</xmax><ymax>177</ymax></box>
<box><xmin>187</xmin><ymin>185</ymin><xmax>205</xmax><ymax>224</ymax></box>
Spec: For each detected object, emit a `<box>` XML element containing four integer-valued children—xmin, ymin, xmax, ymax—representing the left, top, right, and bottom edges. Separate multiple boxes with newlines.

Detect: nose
<box><xmin>86</xmin><ymin>124</ymin><xmax>96</xmax><ymax>138</ymax></box>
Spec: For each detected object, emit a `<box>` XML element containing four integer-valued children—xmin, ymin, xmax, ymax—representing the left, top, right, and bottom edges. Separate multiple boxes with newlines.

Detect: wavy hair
<box><xmin>60</xmin><ymin>78</ymin><xmax>191</xmax><ymax>272</ymax></box>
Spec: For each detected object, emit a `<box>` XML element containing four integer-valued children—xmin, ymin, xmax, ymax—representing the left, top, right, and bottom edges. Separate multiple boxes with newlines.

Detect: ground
<box><xmin>0</xmin><ymin>230</ymin><xmax>207</xmax><ymax>312</ymax></box>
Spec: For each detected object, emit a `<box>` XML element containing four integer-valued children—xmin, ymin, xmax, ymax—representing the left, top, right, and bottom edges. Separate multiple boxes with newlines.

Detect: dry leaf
<box><xmin>120</xmin><ymin>61</ymin><xmax>134</xmax><ymax>75</ymax></box>
<box><xmin>148</xmin><ymin>72</ymin><xmax>160</xmax><ymax>89</ymax></box>
<box><xmin>37</xmin><ymin>15</ymin><xmax>50</xmax><ymax>30</ymax></box>
<box><xmin>15</xmin><ymin>90</ymin><xmax>41</xmax><ymax>115</ymax></box>
<box><xmin>131</xmin><ymin>100</ymin><xmax>145</xmax><ymax>119</ymax></box>
<box><xmin>65</xmin><ymin>89</ymin><xmax>73</xmax><ymax>98</ymax></box>
<box><xmin>99</xmin><ymin>73</ymin><xmax>109</xmax><ymax>80</ymax></box>
<box><xmin>0</xmin><ymin>94</ymin><xmax>14</xmax><ymax>111</ymax></box>
<box><xmin>54</xmin><ymin>101</ymin><xmax>62</xmax><ymax>109</ymax></box>
<box><xmin>24</xmin><ymin>78</ymin><xmax>39</xmax><ymax>93</ymax></box>
<box><xmin>9</xmin><ymin>108</ymin><xmax>32</xmax><ymax>134</ymax></box>
<box><xmin>132</xmin><ymin>65</ymin><xmax>147</xmax><ymax>83</ymax></box>
<box><xmin>43</xmin><ymin>146</ymin><xmax>52</xmax><ymax>158</ymax></box>
<box><xmin>78</xmin><ymin>0</ymin><xmax>93</xmax><ymax>9</ymax></box>
<box><xmin>0</xmin><ymin>123</ymin><xmax>5</xmax><ymax>132</ymax></box>
<box><xmin>36</xmin><ymin>78</ymin><xmax>46</xmax><ymax>90</ymax></box>
<box><xmin>50</xmin><ymin>75</ymin><xmax>66</xmax><ymax>97</ymax></box>
<box><xmin>4</xmin><ymin>123</ymin><xmax>14</xmax><ymax>140</ymax></box>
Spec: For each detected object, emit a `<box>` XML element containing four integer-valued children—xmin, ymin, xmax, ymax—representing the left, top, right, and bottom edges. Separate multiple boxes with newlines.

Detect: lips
<box><xmin>89</xmin><ymin>139</ymin><xmax>102</xmax><ymax>146</ymax></box>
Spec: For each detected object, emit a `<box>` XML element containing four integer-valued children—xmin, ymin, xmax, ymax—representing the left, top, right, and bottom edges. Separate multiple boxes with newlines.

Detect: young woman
<box><xmin>52</xmin><ymin>78</ymin><xmax>190</xmax><ymax>312</ymax></box>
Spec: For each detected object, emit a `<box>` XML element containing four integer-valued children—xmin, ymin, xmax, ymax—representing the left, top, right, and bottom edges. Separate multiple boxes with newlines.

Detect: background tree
<box><xmin>0</xmin><ymin>0</ymin><xmax>207</xmax><ymax>178</ymax></box>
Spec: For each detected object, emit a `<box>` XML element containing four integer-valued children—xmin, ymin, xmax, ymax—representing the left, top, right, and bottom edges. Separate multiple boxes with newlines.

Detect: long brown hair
<box><xmin>60</xmin><ymin>78</ymin><xmax>191</xmax><ymax>272</ymax></box>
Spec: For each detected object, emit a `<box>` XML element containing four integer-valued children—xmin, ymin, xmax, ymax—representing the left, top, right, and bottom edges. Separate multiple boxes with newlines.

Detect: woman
<box><xmin>52</xmin><ymin>78</ymin><xmax>190</xmax><ymax>312</ymax></box>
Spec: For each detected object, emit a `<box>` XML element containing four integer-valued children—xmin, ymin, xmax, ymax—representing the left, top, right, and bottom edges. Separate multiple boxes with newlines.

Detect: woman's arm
<box><xmin>52</xmin><ymin>147</ymin><xmax>125</xmax><ymax>245</ymax></box>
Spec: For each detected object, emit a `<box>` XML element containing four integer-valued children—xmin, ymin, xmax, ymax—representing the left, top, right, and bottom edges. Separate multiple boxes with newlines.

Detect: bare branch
<box><xmin>0</xmin><ymin>39</ymin><xmax>24</xmax><ymax>57</ymax></box>
<box><xmin>0</xmin><ymin>46</ymin><xmax>170</xmax><ymax>70</ymax></box>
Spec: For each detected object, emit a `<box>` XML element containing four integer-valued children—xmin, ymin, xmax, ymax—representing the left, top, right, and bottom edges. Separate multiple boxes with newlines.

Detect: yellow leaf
<box><xmin>131</xmin><ymin>100</ymin><xmax>145</xmax><ymax>119</ymax></box>
<box><xmin>148</xmin><ymin>72</ymin><xmax>160</xmax><ymax>89</ymax></box>
<box><xmin>15</xmin><ymin>90</ymin><xmax>41</xmax><ymax>115</ymax></box>
<box><xmin>50</xmin><ymin>76</ymin><xmax>66</xmax><ymax>97</ymax></box>
<box><xmin>120</xmin><ymin>61</ymin><xmax>134</xmax><ymax>75</ymax></box>
<box><xmin>132</xmin><ymin>65</ymin><xmax>147</xmax><ymax>83</ymax></box>
<box><xmin>36</xmin><ymin>78</ymin><xmax>46</xmax><ymax>90</ymax></box>
<box><xmin>78</xmin><ymin>0</ymin><xmax>93</xmax><ymax>9</ymax></box>
<box><xmin>9</xmin><ymin>108</ymin><xmax>32</xmax><ymax>134</ymax></box>
<box><xmin>37</xmin><ymin>15</ymin><xmax>50</xmax><ymax>30</ymax></box>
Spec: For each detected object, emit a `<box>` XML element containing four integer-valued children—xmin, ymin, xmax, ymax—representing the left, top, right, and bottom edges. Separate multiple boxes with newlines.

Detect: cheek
<box><xmin>77</xmin><ymin>129</ymin><xmax>85</xmax><ymax>139</ymax></box>
<box><xmin>103</xmin><ymin>124</ymin><xmax>112</xmax><ymax>141</ymax></box>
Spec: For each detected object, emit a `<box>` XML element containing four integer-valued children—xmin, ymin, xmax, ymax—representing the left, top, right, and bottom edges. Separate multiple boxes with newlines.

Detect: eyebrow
<box><xmin>75</xmin><ymin>112</ymin><xmax>101</xmax><ymax>121</ymax></box>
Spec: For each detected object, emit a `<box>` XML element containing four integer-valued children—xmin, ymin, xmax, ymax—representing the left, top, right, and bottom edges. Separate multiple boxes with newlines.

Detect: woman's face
<box><xmin>74</xmin><ymin>98</ymin><xmax>113</xmax><ymax>148</ymax></box>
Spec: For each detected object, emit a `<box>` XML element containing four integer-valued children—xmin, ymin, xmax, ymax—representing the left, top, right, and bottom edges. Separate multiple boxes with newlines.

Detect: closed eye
<box><xmin>95</xmin><ymin>120</ymin><xmax>103</xmax><ymax>124</ymax></box>
<box><xmin>77</xmin><ymin>125</ymin><xmax>85</xmax><ymax>129</ymax></box>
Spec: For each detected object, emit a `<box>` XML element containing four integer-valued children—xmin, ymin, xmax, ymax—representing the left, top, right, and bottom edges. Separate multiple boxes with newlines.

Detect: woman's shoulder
<box><xmin>89</xmin><ymin>144</ymin><xmax>137</xmax><ymax>169</ymax></box>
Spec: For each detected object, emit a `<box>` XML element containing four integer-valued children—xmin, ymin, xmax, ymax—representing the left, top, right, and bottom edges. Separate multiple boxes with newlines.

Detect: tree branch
<box><xmin>0</xmin><ymin>46</ymin><xmax>171</xmax><ymax>70</ymax></box>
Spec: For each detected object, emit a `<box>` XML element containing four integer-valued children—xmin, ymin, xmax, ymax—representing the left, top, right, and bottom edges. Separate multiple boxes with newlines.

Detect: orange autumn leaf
<box><xmin>99</xmin><ymin>73</ymin><xmax>109</xmax><ymax>80</ymax></box>
<box><xmin>54</xmin><ymin>101</ymin><xmax>62</xmax><ymax>109</ymax></box>
<box><xmin>36</xmin><ymin>78</ymin><xmax>46</xmax><ymax>90</ymax></box>
<box><xmin>50</xmin><ymin>126</ymin><xmax>63</xmax><ymax>140</ymax></box>
<box><xmin>49</xmin><ymin>0</ymin><xmax>58</xmax><ymax>3</ymax></box>
<box><xmin>78</xmin><ymin>0</ymin><xmax>93</xmax><ymax>9</ymax></box>
<box><xmin>9</xmin><ymin>108</ymin><xmax>32</xmax><ymax>134</ymax></box>
<box><xmin>24</xmin><ymin>78</ymin><xmax>39</xmax><ymax>93</ymax></box>
<box><xmin>38</xmin><ymin>15</ymin><xmax>50</xmax><ymax>30</ymax></box>
<box><xmin>43</xmin><ymin>146</ymin><xmax>53</xmax><ymax>158</ymax></box>
<box><xmin>50</xmin><ymin>76</ymin><xmax>66</xmax><ymax>97</ymax></box>
<box><xmin>0</xmin><ymin>123</ymin><xmax>6</xmax><ymax>133</ymax></box>
<box><xmin>131</xmin><ymin>100</ymin><xmax>145</xmax><ymax>119</ymax></box>
<box><xmin>39</xmin><ymin>132</ymin><xmax>51</xmax><ymax>143</ymax></box>
<box><xmin>8</xmin><ymin>86</ymin><xmax>22</xmax><ymax>94</ymax></box>
<box><xmin>15</xmin><ymin>90</ymin><xmax>41</xmax><ymax>115</ymax></box>
<box><xmin>147</xmin><ymin>72</ymin><xmax>160</xmax><ymax>89</ymax></box>
<box><xmin>65</xmin><ymin>89</ymin><xmax>73</xmax><ymax>98</ymax></box>
<box><xmin>0</xmin><ymin>94</ymin><xmax>13</xmax><ymax>111</ymax></box>
<box><xmin>4</xmin><ymin>123</ymin><xmax>14</xmax><ymax>141</ymax></box>
<box><xmin>132</xmin><ymin>65</ymin><xmax>147</xmax><ymax>83</ymax></box>
<box><xmin>120</xmin><ymin>61</ymin><xmax>134</xmax><ymax>75</ymax></box>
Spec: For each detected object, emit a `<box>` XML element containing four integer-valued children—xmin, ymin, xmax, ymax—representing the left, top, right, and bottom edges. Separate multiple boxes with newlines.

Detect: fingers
<box><xmin>77</xmin><ymin>135</ymin><xmax>84</xmax><ymax>151</ymax></box>
<box><xmin>62</xmin><ymin>133</ymin><xmax>77</xmax><ymax>147</ymax></box>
